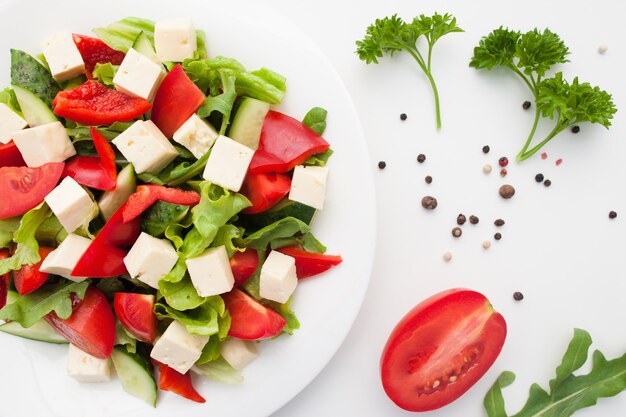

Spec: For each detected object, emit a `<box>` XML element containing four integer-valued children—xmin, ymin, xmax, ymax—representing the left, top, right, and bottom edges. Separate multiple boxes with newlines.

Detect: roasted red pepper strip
<box><xmin>122</xmin><ymin>185</ymin><xmax>201</xmax><ymax>223</ymax></box>
<box><xmin>63</xmin><ymin>127</ymin><xmax>117</xmax><ymax>191</ymax></box>
<box><xmin>156</xmin><ymin>361</ymin><xmax>206</xmax><ymax>403</ymax></box>
<box><xmin>72</xmin><ymin>34</ymin><xmax>126</xmax><ymax>77</ymax></box>
<box><xmin>276</xmin><ymin>246</ymin><xmax>342</xmax><ymax>278</ymax></box>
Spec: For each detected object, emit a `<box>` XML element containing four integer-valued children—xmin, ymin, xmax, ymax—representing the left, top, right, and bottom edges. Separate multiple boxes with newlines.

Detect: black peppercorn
<box><xmin>571</xmin><ymin>126</ymin><xmax>580</xmax><ymax>133</ymax></box>
<box><xmin>400</xmin><ymin>113</ymin><xmax>407</xmax><ymax>121</ymax></box>
<box><xmin>523</xmin><ymin>101</ymin><xmax>531</xmax><ymax>110</ymax></box>
<box><xmin>609</xmin><ymin>210</ymin><xmax>617</xmax><ymax>219</ymax></box>
<box><xmin>494</xmin><ymin>232</ymin><xmax>502</xmax><ymax>240</ymax></box>
<box><xmin>535</xmin><ymin>173</ymin><xmax>544</xmax><ymax>182</ymax></box>
<box><xmin>452</xmin><ymin>227</ymin><xmax>462</xmax><ymax>238</ymax></box>
<box><xmin>513</xmin><ymin>292</ymin><xmax>524</xmax><ymax>301</ymax></box>
<box><xmin>482</xmin><ymin>145</ymin><xmax>490</xmax><ymax>154</ymax></box>
<box><xmin>494</xmin><ymin>219</ymin><xmax>505</xmax><ymax>227</ymax></box>
<box><xmin>457</xmin><ymin>214</ymin><xmax>466</xmax><ymax>225</ymax></box>
<box><xmin>544</xmin><ymin>179</ymin><xmax>552</xmax><ymax>187</ymax></box>
<box><xmin>469</xmin><ymin>215</ymin><xmax>479</xmax><ymax>224</ymax></box>
<box><xmin>417</xmin><ymin>154</ymin><xmax>426</xmax><ymax>163</ymax></box>
<box><xmin>421</xmin><ymin>196</ymin><xmax>438</xmax><ymax>210</ymax></box>
<box><xmin>378</xmin><ymin>161</ymin><xmax>386</xmax><ymax>169</ymax></box>
<box><xmin>425</xmin><ymin>175</ymin><xmax>433</xmax><ymax>184</ymax></box>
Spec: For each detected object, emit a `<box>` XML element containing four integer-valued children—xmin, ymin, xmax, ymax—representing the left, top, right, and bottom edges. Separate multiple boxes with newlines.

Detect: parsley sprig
<box><xmin>356</xmin><ymin>13</ymin><xmax>463</xmax><ymax>130</ymax></box>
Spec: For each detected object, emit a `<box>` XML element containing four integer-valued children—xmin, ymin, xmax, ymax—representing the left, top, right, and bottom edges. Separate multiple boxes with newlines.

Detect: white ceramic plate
<box><xmin>0</xmin><ymin>1</ymin><xmax>376</xmax><ymax>416</ymax></box>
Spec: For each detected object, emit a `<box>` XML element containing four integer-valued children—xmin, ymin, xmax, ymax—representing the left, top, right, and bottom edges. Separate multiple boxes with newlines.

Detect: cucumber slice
<box><xmin>228</xmin><ymin>97</ymin><xmax>271</xmax><ymax>150</ymax></box>
<box><xmin>12</xmin><ymin>85</ymin><xmax>57</xmax><ymax>127</ymax></box>
<box><xmin>0</xmin><ymin>320</ymin><xmax>67</xmax><ymax>344</ymax></box>
<box><xmin>110</xmin><ymin>347</ymin><xmax>157</xmax><ymax>407</ymax></box>
<box><xmin>98</xmin><ymin>164</ymin><xmax>136</xmax><ymax>221</ymax></box>
<box><xmin>142</xmin><ymin>201</ymin><xmax>189</xmax><ymax>237</ymax></box>
<box><xmin>10</xmin><ymin>49</ymin><xmax>60</xmax><ymax>106</ymax></box>
<box><xmin>239</xmin><ymin>200</ymin><xmax>316</xmax><ymax>234</ymax></box>
<box><xmin>132</xmin><ymin>31</ymin><xmax>162</xmax><ymax>67</ymax></box>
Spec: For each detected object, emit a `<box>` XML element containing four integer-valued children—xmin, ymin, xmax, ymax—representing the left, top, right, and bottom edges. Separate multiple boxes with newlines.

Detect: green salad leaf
<box><xmin>264</xmin><ymin>297</ymin><xmax>300</xmax><ymax>335</ymax></box>
<box><xmin>196</xmin><ymin>70</ymin><xmax>237</xmax><ymax>134</ymax></box>
<box><xmin>192</xmin><ymin>357</ymin><xmax>243</xmax><ymax>384</ymax></box>
<box><xmin>155</xmin><ymin>298</ymin><xmax>221</xmax><ymax>336</ymax></box>
<box><xmin>244</xmin><ymin>217</ymin><xmax>311</xmax><ymax>250</ymax></box>
<box><xmin>142</xmin><ymin>201</ymin><xmax>189</xmax><ymax>237</ymax></box>
<box><xmin>0</xmin><ymin>87</ymin><xmax>23</xmax><ymax>116</ymax></box>
<box><xmin>92</xmin><ymin>63</ymin><xmax>118</xmax><ymax>86</ymax></box>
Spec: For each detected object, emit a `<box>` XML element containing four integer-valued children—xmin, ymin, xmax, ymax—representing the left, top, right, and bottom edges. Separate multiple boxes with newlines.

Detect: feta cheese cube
<box><xmin>12</xmin><ymin>121</ymin><xmax>76</xmax><ymax>167</ymax></box>
<box><xmin>112</xmin><ymin>120</ymin><xmax>178</xmax><ymax>174</ymax></box>
<box><xmin>42</xmin><ymin>32</ymin><xmax>85</xmax><ymax>82</ymax></box>
<box><xmin>0</xmin><ymin>103</ymin><xmax>28</xmax><ymax>144</ymax></box>
<box><xmin>259</xmin><ymin>251</ymin><xmax>297</xmax><ymax>304</ymax></box>
<box><xmin>44</xmin><ymin>177</ymin><xmax>98</xmax><ymax>233</ymax></box>
<box><xmin>202</xmin><ymin>135</ymin><xmax>254</xmax><ymax>192</ymax></box>
<box><xmin>288</xmin><ymin>165</ymin><xmax>329</xmax><ymax>210</ymax></box>
<box><xmin>172</xmin><ymin>114</ymin><xmax>218</xmax><ymax>159</ymax></box>
<box><xmin>220</xmin><ymin>338</ymin><xmax>258</xmax><ymax>370</ymax></box>
<box><xmin>154</xmin><ymin>19</ymin><xmax>197</xmax><ymax>62</ymax></box>
<box><xmin>40</xmin><ymin>233</ymin><xmax>92</xmax><ymax>281</ymax></box>
<box><xmin>67</xmin><ymin>344</ymin><xmax>112</xmax><ymax>383</ymax></box>
<box><xmin>124</xmin><ymin>232</ymin><xmax>178</xmax><ymax>289</ymax></box>
<box><xmin>186</xmin><ymin>246</ymin><xmax>235</xmax><ymax>297</ymax></box>
<box><xmin>150</xmin><ymin>320</ymin><xmax>208</xmax><ymax>374</ymax></box>
<box><xmin>113</xmin><ymin>48</ymin><xmax>165</xmax><ymax>101</ymax></box>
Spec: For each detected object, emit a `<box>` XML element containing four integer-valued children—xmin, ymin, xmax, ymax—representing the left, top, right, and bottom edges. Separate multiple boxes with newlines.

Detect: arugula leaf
<box><xmin>483</xmin><ymin>329</ymin><xmax>626</xmax><ymax>417</ymax></box>
<box><xmin>356</xmin><ymin>13</ymin><xmax>462</xmax><ymax>129</ymax></box>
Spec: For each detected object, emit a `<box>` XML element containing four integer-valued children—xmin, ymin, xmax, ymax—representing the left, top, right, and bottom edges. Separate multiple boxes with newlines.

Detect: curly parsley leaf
<box><xmin>470</xmin><ymin>27</ymin><xmax>520</xmax><ymax>70</ymax></box>
<box><xmin>516</xmin><ymin>29</ymin><xmax>570</xmax><ymax>79</ymax></box>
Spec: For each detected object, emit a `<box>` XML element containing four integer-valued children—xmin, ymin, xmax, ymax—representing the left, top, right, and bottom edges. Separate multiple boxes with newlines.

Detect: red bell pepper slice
<box><xmin>63</xmin><ymin>127</ymin><xmax>117</xmax><ymax>191</ymax></box>
<box><xmin>276</xmin><ymin>246</ymin><xmax>342</xmax><ymax>279</ymax></box>
<box><xmin>0</xmin><ymin>249</ymin><xmax>10</xmax><ymax>309</ymax></box>
<box><xmin>230</xmin><ymin>249</ymin><xmax>259</xmax><ymax>286</ymax></box>
<box><xmin>72</xmin><ymin>34</ymin><xmax>126</xmax><ymax>77</ymax></box>
<box><xmin>240</xmin><ymin>172</ymin><xmax>291</xmax><ymax>214</ymax></box>
<box><xmin>151</xmin><ymin>64</ymin><xmax>205</xmax><ymax>138</ymax></box>
<box><xmin>0</xmin><ymin>141</ymin><xmax>26</xmax><ymax>167</ymax></box>
<box><xmin>156</xmin><ymin>361</ymin><xmax>206</xmax><ymax>403</ymax></box>
<box><xmin>53</xmin><ymin>80</ymin><xmax>151</xmax><ymax>125</ymax></box>
<box><xmin>248</xmin><ymin>111</ymin><xmax>330</xmax><ymax>174</ymax></box>
<box><xmin>122</xmin><ymin>185</ymin><xmax>201</xmax><ymax>223</ymax></box>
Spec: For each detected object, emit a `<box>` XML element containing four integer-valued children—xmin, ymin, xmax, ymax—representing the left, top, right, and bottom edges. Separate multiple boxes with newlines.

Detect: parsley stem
<box><xmin>516</xmin><ymin>107</ymin><xmax>541</xmax><ymax>161</ymax></box>
<box><xmin>407</xmin><ymin>48</ymin><xmax>442</xmax><ymax>129</ymax></box>
<box><xmin>508</xmin><ymin>64</ymin><xmax>535</xmax><ymax>94</ymax></box>
<box><xmin>518</xmin><ymin>123</ymin><xmax>563</xmax><ymax>161</ymax></box>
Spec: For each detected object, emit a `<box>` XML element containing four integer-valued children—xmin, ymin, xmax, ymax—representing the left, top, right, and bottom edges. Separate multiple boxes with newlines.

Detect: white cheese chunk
<box><xmin>112</xmin><ymin>120</ymin><xmax>178</xmax><ymax>174</ymax></box>
<box><xmin>288</xmin><ymin>165</ymin><xmax>329</xmax><ymax>210</ymax></box>
<box><xmin>172</xmin><ymin>114</ymin><xmax>218</xmax><ymax>159</ymax></box>
<box><xmin>124</xmin><ymin>232</ymin><xmax>178</xmax><ymax>289</ymax></box>
<box><xmin>202</xmin><ymin>135</ymin><xmax>254</xmax><ymax>192</ymax></box>
<box><xmin>186</xmin><ymin>246</ymin><xmax>235</xmax><ymax>297</ymax></box>
<box><xmin>0</xmin><ymin>103</ymin><xmax>28</xmax><ymax>144</ymax></box>
<box><xmin>40</xmin><ymin>233</ymin><xmax>92</xmax><ymax>281</ymax></box>
<box><xmin>44</xmin><ymin>177</ymin><xmax>98</xmax><ymax>233</ymax></box>
<box><xmin>154</xmin><ymin>19</ymin><xmax>197</xmax><ymax>62</ymax></box>
<box><xmin>113</xmin><ymin>48</ymin><xmax>165</xmax><ymax>101</ymax></box>
<box><xmin>259</xmin><ymin>251</ymin><xmax>297</xmax><ymax>304</ymax></box>
<box><xmin>67</xmin><ymin>344</ymin><xmax>112</xmax><ymax>383</ymax></box>
<box><xmin>220</xmin><ymin>338</ymin><xmax>258</xmax><ymax>370</ymax></box>
<box><xmin>150</xmin><ymin>320</ymin><xmax>208</xmax><ymax>374</ymax></box>
<box><xmin>42</xmin><ymin>32</ymin><xmax>85</xmax><ymax>82</ymax></box>
<box><xmin>12</xmin><ymin>121</ymin><xmax>76</xmax><ymax>167</ymax></box>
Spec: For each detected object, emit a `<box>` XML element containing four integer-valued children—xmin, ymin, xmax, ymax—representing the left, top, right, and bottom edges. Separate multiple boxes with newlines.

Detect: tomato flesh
<box><xmin>276</xmin><ymin>246</ymin><xmax>342</xmax><ymax>278</ymax></box>
<box><xmin>72</xmin><ymin>34</ymin><xmax>126</xmax><ymax>76</ymax></box>
<box><xmin>63</xmin><ymin>127</ymin><xmax>117</xmax><ymax>191</ymax></box>
<box><xmin>240</xmin><ymin>172</ymin><xmax>291</xmax><ymax>214</ymax></box>
<box><xmin>156</xmin><ymin>361</ymin><xmax>206</xmax><ymax>403</ymax></box>
<box><xmin>0</xmin><ymin>249</ymin><xmax>10</xmax><ymax>309</ymax></box>
<box><xmin>13</xmin><ymin>247</ymin><xmax>54</xmax><ymax>295</ymax></box>
<box><xmin>114</xmin><ymin>293</ymin><xmax>157</xmax><ymax>343</ymax></box>
<box><xmin>0</xmin><ymin>141</ymin><xmax>26</xmax><ymax>167</ymax></box>
<box><xmin>0</xmin><ymin>162</ymin><xmax>65</xmax><ymax>219</ymax></box>
<box><xmin>223</xmin><ymin>288</ymin><xmax>286</xmax><ymax>340</ymax></box>
<box><xmin>380</xmin><ymin>289</ymin><xmax>507</xmax><ymax>412</ymax></box>
<box><xmin>229</xmin><ymin>249</ymin><xmax>259</xmax><ymax>286</ymax></box>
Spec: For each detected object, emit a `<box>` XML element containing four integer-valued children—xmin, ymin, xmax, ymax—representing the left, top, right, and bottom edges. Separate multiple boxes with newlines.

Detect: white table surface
<box><xmin>239</xmin><ymin>0</ymin><xmax>626</xmax><ymax>416</ymax></box>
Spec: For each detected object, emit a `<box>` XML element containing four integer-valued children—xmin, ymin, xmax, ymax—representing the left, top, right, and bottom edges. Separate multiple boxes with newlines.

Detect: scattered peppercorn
<box><xmin>544</xmin><ymin>179</ymin><xmax>552</xmax><ymax>187</ymax></box>
<box><xmin>522</xmin><ymin>101</ymin><xmax>531</xmax><ymax>110</ymax></box>
<box><xmin>482</xmin><ymin>240</ymin><xmax>491</xmax><ymax>249</ymax></box>
<box><xmin>425</xmin><ymin>175</ymin><xmax>433</xmax><ymax>184</ymax></box>
<box><xmin>500</xmin><ymin>168</ymin><xmax>508</xmax><ymax>177</ymax></box>
<box><xmin>421</xmin><ymin>196</ymin><xmax>438</xmax><ymax>210</ymax></box>
<box><xmin>609</xmin><ymin>210</ymin><xmax>617</xmax><ymax>219</ymax></box>
<box><xmin>494</xmin><ymin>219</ymin><xmax>505</xmax><ymax>227</ymax></box>
<box><xmin>417</xmin><ymin>154</ymin><xmax>426</xmax><ymax>163</ymax></box>
<box><xmin>483</xmin><ymin>164</ymin><xmax>493</xmax><ymax>174</ymax></box>
<box><xmin>452</xmin><ymin>227</ymin><xmax>462</xmax><ymax>238</ymax></box>
<box><xmin>513</xmin><ymin>291</ymin><xmax>524</xmax><ymax>301</ymax></box>
<box><xmin>443</xmin><ymin>251</ymin><xmax>453</xmax><ymax>262</ymax></box>
<box><xmin>457</xmin><ymin>214</ymin><xmax>467</xmax><ymax>225</ymax></box>
<box><xmin>499</xmin><ymin>184</ymin><xmax>516</xmax><ymax>199</ymax></box>
<box><xmin>378</xmin><ymin>161</ymin><xmax>386</xmax><ymax>169</ymax></box>
<box><xmin>400</xmin><ymin>113</ymin><xmax>407</xmax><ymax>121</ymax></box>
<box><xmin>482</xmin><ymin>145</ymin><xmax>490</xmax><ymax>154</ymax></box>
<box><xmin>571</xmin><ymin>126</ymin><xmax>580</xmax><ymax>133</ymax></box>
<box><xmin>498</xmin><ymin>157</ymin><xmax>509</xmax><ymax>167</ymax></box>
<box><xmin>535</xmin><ymin>173</ymin><xmax>544</xmax><ymax>182</ymax></box>
<box><xmin>494</xmin><ymin>232</ymin><xmax>502</xmax><ymax>240</ymax></box>
<box><xmin>469</xmin><ymin>215</ymin><xmax>479</xmax><ymax>224</ymax></box>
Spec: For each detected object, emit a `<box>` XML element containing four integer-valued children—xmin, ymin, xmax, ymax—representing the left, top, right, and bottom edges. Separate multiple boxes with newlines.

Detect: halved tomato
<box><xmin>114</xmin><ymin>293</ymin><xmax>157</xmax><ymax>343</ymax></box>
<box><xmin>156</xmin><ymin>361</ymin><xmax>205</xmax><ymax>403</ymax></box>
<box><xmin>223</xmin><ymin>288</ymin><xmax>286</xmax><ymax>340</ymax></box>
<box><xmin>13</xmin><ymin>247</ymin><xmax>55</xmax><ymax>295</ymax></box>
<box><xmin>240</xmin><ymin>172</ymin><xmax>291</xmax><ymax>214</ymax></box>
<box><xmin>380</xmin><ymin>289</ymin><xmax>507</xmax><ymax>412</ymax></box>
<box><xmin>0</xmin><ymin>249</ymin><xmax>10</xmax><ymax>309</ymax></box>
<box><xmin>229</xmin><ymin>249</ymin><xmax>259</xmax><ymax>286</ymax></box>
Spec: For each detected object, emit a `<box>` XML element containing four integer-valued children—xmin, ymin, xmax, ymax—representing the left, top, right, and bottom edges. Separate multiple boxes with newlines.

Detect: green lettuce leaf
<box><xmin>240</xmin><ymin>249</ymin><xmax>266</xmax><ymax>300</ymax></box>
<box><xmin>211</xmin><ymin>224</ymin><xmax>245</xmax><ymax>257</ymax></box>
<box><xmin>155</xmin><ymin>300</ymin><xmax>219</xmax><ymax>336</ymax></box>
<box><xmin>0</xmin><ymin>87</ymin><xmax>23</xmax><ymax>116</ymax></box>
<box><xmin>244</xmin><ymin>217</ymin><xmax>311</xmax><ymax>250</ymax></box>
<box><xmin>159</xmin><ymin>273</ymin><xmax>205</xmax><ymax>310</ymax></box>
<box><xmin>92</xmin><ymin>63</ymin><xmax>118</xmax><ymax>86</ymax></box>
<box><xmin>192</xmin><ymin>357</ymin><xmax>243</xmax><ymax>384</ymax></box>
<box><xmin>142</xmin><ymin>201</ymin><xmax>189</xmax><ymax>238</ymax></box>
<box><xmin>115</xmin><ymin>321</ymin><xmax>138</xmax><ymax>354</ymax></box>
<box><xmin>264</xmin><ymin>297</ymin><xmax>300</xmax><ymax>335</ymax></box>
<box><xmin>196</xmin><ymin>336</ymin><xmax>222</xmax><ymax>365</ymax></box>
<box><xmin>196</xmin><ymin>70</ymin><xmax>237</xmax><ymax>134</ymax></box>
<box><xmin>302</xmin><ymin>107</ymin><xmax>328</xmax><ymax>135</ymax></box>
<box><xmin>304</xmin><ymin>148</ymin><xmax>334</xmax><ymax>167</ymax></box>
<box><xmin>137</xmin><ymin>150</ymin><xmax>210</xmax><ymax>186</ymax></box>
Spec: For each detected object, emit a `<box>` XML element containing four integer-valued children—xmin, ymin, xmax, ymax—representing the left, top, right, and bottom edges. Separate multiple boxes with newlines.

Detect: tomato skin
<box><xmin>45</xmin><ymin>286</ymin><xmax>116</xmax><ymax>359</ymax></box>
<box><xmin>229</xmin><ymin>249</ymin><xmax>259</xmax><ymax>286</ymax></box>
<box><xmin>276</xmin><ymin>246</ymin><xmax>342</xmax><ymax>278</ymax></box>
<box><xmin>113</xmin><ymin>293</ymin><xmax>157</xmax><ymax>343</ymax></box>
<box><xmin>53</xmin><ymin>80</ymin><xmax>151</xmax><ymax>125</ymax></box>
<box><xmin>240</xmin><ymin>172</ymin><xmax>291</xmax><ymax>214</ymax></box>
<box><xmin>0</xmin><ymin>141</ymin><xmax>26</xmax><ymax>167</ymax></box>
<box><xmin>0</xmin><ymin>162</ymin><xmax>65</xmax><ymax>219</ymax></box>
<box><xmin>13</xmin><ymin>247</ymin><xmax>55</xmax><ymax>296</ymax></box>
<box><xmin>0</xmin><ymin>249</ymin><xmax>10</xmax><ymax>309</ymax></box>
<box><xmin>62</xmin><ymin>127</ymin><xmax>117</xmax><ymax>191</ymax></box>
<box><xmin>151</xmin><ymin>64</ymin><xmax>205</xmax><ymax>138</ymax></box>
<box><xmin>380</xmin><ymin>289</ymin><xmax>507</xmax><ymax>412</ymax></box>
<box><xmin>122</xmin><ymin>185</ymin><xmax>201</xmax><ymax>223</ymax></box>
<box><xmin>223</xmin><ymin>288</ymin><xmax>286</xmax><ymax>340</ymax></box>
<box><xmin>156</xmin><ymin>361</ymin><xmax>206</xmax><ymax>403</ymax></box>
<box><xmin>72</xmin><ymin>34</ymin><xmax>126</xmax><ymax>76</ymax></box>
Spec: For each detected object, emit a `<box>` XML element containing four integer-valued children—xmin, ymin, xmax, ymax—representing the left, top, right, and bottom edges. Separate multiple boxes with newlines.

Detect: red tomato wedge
<box><xmin>223</xmin><ymin>288</ymin><xmax>286</xmax><ymax>340</ymax></box>
<box><xmin>0</xmin><ymin>162</ymin><xmax>64</xmax><ymax>219</ymax></box>
<box><xmin>156</xmin><ymin>362</ymin><xmax>206</xmax><ymax>403</ymax></box>
<box><xmin>53</xmin><ymin>80</ymin><xmax>151</xmax><ymax>125</ymax></box>
<box><xmin>230</xmin><ymin>249</ymin><xmax>259</xmax><ymax>286</ymax></box>
<box><xmin>151</xmin><ymin>64</ymin><xmax>205</xmax><ymax>138</ymax></box>
<box><xmin>276</xmin><ymin>246</ymin><xmax>342</xmax><ymax>279</ymax></box>
<box><xmin>249</xmin><ymin>111</ymin><xmax>330</xmax><ymax>174</ymax></box>
<box><xmin>63</xmin><ymin>127</ymin><xmax>117</xmax><ymax>191</ymax></box>
<box><xmin>380</xmin><ymin>289</ymin><xmax>507</xmax><ymax>412</ymax></box>
<box><xmin>72</xmin><ymin>34</ymin><xmax>126</xmax><ymax>77</ymax></box>
<box><xmin>45</xmin><ymin>286</ymin><xmax>116</xmax><ymax>359</ymax></box>
<box><xmin>13</xmin><ymin>247</ymin><xmax>54</xmax><ymax>295</ymax></box>
<box><xmin>0</xmin><ymin>249</ymin><xmax>10</xmax><ymax>309</ymax></box>
<box><xmin>122</xmin><ymin>185</ymin><xmax>201</xmax><ymax>223</ymax></box>
<box><xmin>114</xmin><ymin>293</ymin><xmax>157</xmax><ymax>343</ymax></box>
<box><xmin>0</xmin><ymin>141</ymin><xmax>26</xmax><ymax>167</ymax></box>
<box><xmin>240</xmin><ymin>172</ymin><xmax>291</xmax><ymax>214</ymax></box>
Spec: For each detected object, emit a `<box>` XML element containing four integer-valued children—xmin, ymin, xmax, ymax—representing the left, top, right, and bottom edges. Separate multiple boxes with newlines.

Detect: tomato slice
<box><xmin>223</xmin><ymin>288</ymin><xmax>286</xmax><ymax>340</ymax></box>
<box><xmin>249</xmin><ymin>111</ymin><xmax>330</xmax><ymax>174</ymax></box>
<box><xmin>63</xmin><ymin>127</ymin><xmax>117</xmax><ymax>191</ymax></box>
<box><xmin>380</xmin><ymin>289</ymin><xmax>507</xmax><ymax>412</ymax></box>
<box><xmin>0</xmin><ymin>141</ymin><xmax>26</xmax><ymax>167</ymax></box>
<box><xmin>240</xmin><ymin>172</ymin><xmax>291</xmax><ymax>214</ymax></box>
<box><xmin>45</xmin><ymin>286</ymin><xmax>116</xmax><ymax>359</ymax></box>
<box><xmin>229</xmin><ymin>249</ymin><xmax>259</xmax><ymax>286</ymax></box>
<box><xmin>113</xmin><ymin>293</ymin><xmax>157</xmax><ymax>343</ymax></box>
<box><xmin>122</xmin><ymin>185</ymin><xmax>201</xmax><ymax>223</ymax></box>
<box><xmin>276</xmin><ymin>246</ymin><xmax>342</xmax><ymax>278</ymax></box>
<box><xmin>52</xmin><ymin>80</ymin><xmax>151</xmax><ymax>125</ymax></box>
<box><xmin>151</xmin><ymin>64</ymin><xmax>205</xmax><ymax>138</ymax></box>
<box><xmin>13</xmin><ymin>247</ymin><xmax>55</xmax><ymax>295</ymax></box>
<box><xmin>0</xmin><ymin>162</ymin><xmax>64</xmax><ymax>219</ymax></box>
<box><xmin>156</xmin><ymin>361</ymin><xmax>206</xmax><ymax>403</ymax></box>
<box><xmin>0</xmin><ymin>249</ymin><xmax>10</xmax><ymax>309</ymax></box>
<box><xmin>72</xmin><ymin>34</ymin><xmax>126</xmax><ymax>77</ymax></box>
